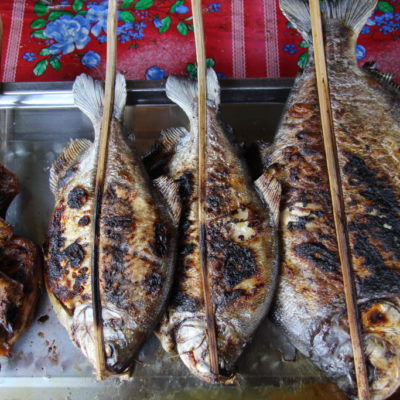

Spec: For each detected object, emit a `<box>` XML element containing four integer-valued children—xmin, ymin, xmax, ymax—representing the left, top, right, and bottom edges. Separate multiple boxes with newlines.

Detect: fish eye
<box><xmin>105</xmin><ymin>343</ymin><xmax>116</xmax><ymax>359</ymax></box>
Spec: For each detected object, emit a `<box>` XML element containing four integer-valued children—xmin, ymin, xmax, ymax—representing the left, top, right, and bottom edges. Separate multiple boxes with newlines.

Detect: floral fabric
<box><xmin>1</xmin><ymin>0</ymin><xmax>400</xmax><ymax>82</ymax></box>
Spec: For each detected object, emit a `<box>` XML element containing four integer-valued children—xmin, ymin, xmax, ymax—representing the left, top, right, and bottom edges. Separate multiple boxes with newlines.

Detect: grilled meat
<box><xmin>0</xmin><ymin>165</ymin><xmax>41</xmax><ymax>356</ymax></box>
<box><xmin>258</xmin><ymin>0</ymin><xmax>400</xmax><ymax>398</ymax></box>
<box><xmin>144</xmin><ymin>69</ymin><xmax>279</xmax><ymax>383</ymax></box>
<box><xmin>44</xmin><ymin>74</ymin><xmax>176</xmax><ymax>377</ymax></box>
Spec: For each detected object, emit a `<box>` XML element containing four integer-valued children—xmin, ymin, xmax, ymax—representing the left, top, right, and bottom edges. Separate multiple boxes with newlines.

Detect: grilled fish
<box><xmin>44</xmin><ymin>74</ymin><xmax>176</xmax><ymax>376</ymax></box>
<box><xmin>0</xmin><ymin>165</ymin><xmax>41</xmax><ymax>356</ymax></box>
<box><xmin>143</xmin><ymin>69</ymin><xmax>279</xmax><ymax>383</ymax></box>
<box><xmin>258</xmin><ymin>0</ymin><xmax>400</xmax><ymax>398</ymax></box>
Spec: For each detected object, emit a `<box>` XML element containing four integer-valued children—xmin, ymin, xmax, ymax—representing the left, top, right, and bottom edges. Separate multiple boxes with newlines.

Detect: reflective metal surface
<box><xmin>0</xmin><ymin>80</ymin><xmax>349</xmax><ymax>400</ymax></box>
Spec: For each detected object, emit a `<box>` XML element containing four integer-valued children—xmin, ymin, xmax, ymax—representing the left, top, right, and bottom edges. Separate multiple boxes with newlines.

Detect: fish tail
<box><xmin>165</xmin><ymin>68</ymin><xmax>220</xmax><ymax>120</ymax></box>
<box><xmin>73</xmin><ymin>73</ymin><xmax>127</xmax><ymax>129</ymax></box>
<box><xmin>279</xmin><ymin>0</ymin><xmax>377</xmax><ymax>43</ymax></box>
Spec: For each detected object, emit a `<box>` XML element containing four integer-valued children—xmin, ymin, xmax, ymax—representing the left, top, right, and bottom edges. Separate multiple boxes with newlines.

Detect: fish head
<box><xmin>310</xmin><ymin>300</ymin><xmax>400</xmax><ymax>400</ymax></box>
<box><xmin>71</xmin><ymin>303</ymin><xmax>139</xmax><ymax>376</ymax></box>
<box><xmin>175</xmin><ymin>317</ymin><xmax>242</xmax><ymax>384</ymax></box>
<box><xmin>361</xmin><ymin>299</ymin><xmax>400</xmax><ymax>400</ymax></box>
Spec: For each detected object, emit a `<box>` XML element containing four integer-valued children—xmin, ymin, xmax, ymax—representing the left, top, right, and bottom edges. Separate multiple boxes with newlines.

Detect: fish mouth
<box><xmin>104</xmin><ymin>342</ymin><xmax>131</xmax><ymax>374</ymax></box>
<box><xmin>175</xmin><ymin>318</ymin><xmax>236</xmax><ymax>384</ymax></box>
<box><xmin>361</xmin><ymin>300</ymin><xmax>400</xmax><ymax>400</ymax></box>
<box><xmin>71</xmin><ymin>304</ymin><xmax>138</xmax><ymax>376</ymax></box>
<box><xmin>365</xmin><ymin>333</ymin><xmax>400</xmax><ymax>400</ymax></box>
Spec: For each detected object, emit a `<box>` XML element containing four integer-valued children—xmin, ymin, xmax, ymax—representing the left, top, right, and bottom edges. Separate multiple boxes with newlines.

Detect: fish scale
<box><xmin>260</xmin><ymin>0</ymin><xmax>400</xmax><ymax>399</ymax></box>
<box><xmin>145</xmin><ymin>68</ymin><xmax>279</xmax><ymax>383</ymax></box>
<box><xmin>44</xmin><ymin>73</ymin><xmax>177</xmax><ymax>377</ymax></box>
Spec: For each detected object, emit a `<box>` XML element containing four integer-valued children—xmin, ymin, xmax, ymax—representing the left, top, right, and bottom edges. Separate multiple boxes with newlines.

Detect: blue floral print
<box><xmin>175</xmin><ymin>5</ymin><xmax>189</xmax><ymax>14</ymax></box>
<box><xmin>355</xmin><ymin>44</ymin><xmax>366</xmax><ymax>61</ymax></box>
<box><xmin>43</xmin><ymin>15</ymin><xmax>90</xmax><ymax>55</ymax></box>
<box><xmin>145</xmin><ymin>65</ymin><xmax>166</xmax><ymax>80</ymax></box>
<box><xmin>81</xmin><ymin>50</ymin><xmax>101</xmax><ymax>68</ymax></box>
<box><xmin>208</xmin><ymin>3</ymin><xmax>221</xmax><ymax>12</ymax></box>
<box><xmin>283</xmin><ymin>44</ymin><xmax>298</xmax><ymax>54</ymax></box>
<box><xmin>28</xmin><ymin>0</ymin><xmax>222</xmax><ymax>76</ymax></box>
<box><xmin>22</xmin><ymin>52</ymin><xmax>36</xmax><ymax>62</ymax></box>
<box><xmin>86</xmin><ymin>1</ymin><xmax>109</xmax><ymax>37</ymax></box>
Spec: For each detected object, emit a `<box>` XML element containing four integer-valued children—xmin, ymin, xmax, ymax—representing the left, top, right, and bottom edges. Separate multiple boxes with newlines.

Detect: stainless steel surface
<box><xmin>0</xmin><ymin>80</ymin><xmax>346</xmax><ymax>400</ymax></box>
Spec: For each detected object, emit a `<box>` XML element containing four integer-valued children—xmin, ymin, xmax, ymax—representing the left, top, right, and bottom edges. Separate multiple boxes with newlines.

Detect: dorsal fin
<box><xmin>153</xmin><ymin>176</ymin><xmax>181</xmax><ymax>225</ymax></box>
<box><xmin>49</xmin><ymin>139</ymin><xmax>92</xmax><ymax>195</ymax></box>
<box><xmin>363</xmin><ymin>61</ymin><xmax>400</xmax><ymax>96</ymax></box>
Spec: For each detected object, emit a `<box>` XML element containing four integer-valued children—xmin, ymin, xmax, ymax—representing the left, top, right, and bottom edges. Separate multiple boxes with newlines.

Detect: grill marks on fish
<box><xmin>152</xmin><ymin>70</ymin><xmax>278</xmax><ymax>382</ymax></box>
<box><xmin>45</xmin><ymin>74</ymin><xmax>176</xmax><ymax>376</ymax></box>
<box><xmin>268</xmin><ymin>0</ymin><xmax>400</xmax><ymax>398</ymax></box>
<box><xmin>45</xmin><ymin>199</ymin><xmax>91</xmax><ymax>306</ymax></box>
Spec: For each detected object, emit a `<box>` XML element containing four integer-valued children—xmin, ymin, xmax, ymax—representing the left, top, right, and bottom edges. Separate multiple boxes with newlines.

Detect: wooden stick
<box><xmin>90</xmin><ymin>0</ymin><xmax>118</xmax><ymax>381</ymax></box>
<box><xmin>308</xmin><ymin>1</ymin><xmax>370</xmax><ymax>399</ymax></box>
<box><xmin>191</xmin><ymin>0</ymin><xmax>219</xmax><ymax>380</ymax></box>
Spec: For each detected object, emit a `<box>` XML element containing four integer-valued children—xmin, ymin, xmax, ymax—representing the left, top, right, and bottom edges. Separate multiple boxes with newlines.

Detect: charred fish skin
<box><xmin>0</xmin><ymin>166</ymin><xmax>42</xmax><ymax>357</ymax></box>
<box><xmin>44</xmin><ymin>74</ymin><xmax>176</xmax><ymax>377</ymax></box>
<box><xmin>146</xmin><ymin>69</ymin><xmax>279</xmax><ymax>383</ymax></box>
<box><xmin>262</xmin><ymin>0</ymin><xmax>400</xmax><ymax>398</ymax></box>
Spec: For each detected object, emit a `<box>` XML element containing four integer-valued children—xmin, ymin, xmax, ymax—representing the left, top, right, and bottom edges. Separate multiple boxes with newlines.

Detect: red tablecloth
<box><xmin>1</xmin><ymin>0</ymin><xmax>400</xmax><ymax>82</ymax></box>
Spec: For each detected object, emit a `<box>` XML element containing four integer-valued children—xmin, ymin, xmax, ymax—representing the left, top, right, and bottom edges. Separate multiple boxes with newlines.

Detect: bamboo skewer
<box><xmin>308</xmin><ymin>1</ymin><xmax>370</xmax><ymax>399</ymax></box>
<box><xmin>90</xmin><ymin>0</ymin><xmax>118</xmax><ymax>381</ymax></box>
<box><xmin>191</xmin><ymin>0</ymin><xmax>219</xmax><ymax>379</ymax></box>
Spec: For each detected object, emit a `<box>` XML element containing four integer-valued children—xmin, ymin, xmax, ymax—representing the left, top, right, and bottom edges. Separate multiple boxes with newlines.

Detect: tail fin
<box><xmin>280</xmin><ymin>0</ymin><xmax>377</xmax><ymax>43</ymax></box>
<box><xmin>165</xmin><ymin>68</ymin><xmax>220</xmax><ymax>120</ymax></box>
<box><xmin>73</xmin><ymin>73</ymin><xmax>127</xmax><ymax>129</ymax></box>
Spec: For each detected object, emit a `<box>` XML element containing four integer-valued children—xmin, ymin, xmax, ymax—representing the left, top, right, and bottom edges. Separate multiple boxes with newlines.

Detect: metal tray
<box><xmin>0</xmin><ymin>78</ymin><xmax>354</xmax><ymax>400</ymax></box>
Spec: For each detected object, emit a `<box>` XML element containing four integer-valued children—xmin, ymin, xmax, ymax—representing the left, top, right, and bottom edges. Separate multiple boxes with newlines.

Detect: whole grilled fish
<box><xmin>44</xmin><ymin>74</ymin><xmax>176</xmax><ymax>377</ymax></box>
<box><xmin>143</xmin><ymin>69</ymin><xmax>279</xmax><ymax>383</ymax></box>
<box><xmin>259</xmin><ymin>0</ymin><xmax>400</xmax><ymax>398</ymax></box>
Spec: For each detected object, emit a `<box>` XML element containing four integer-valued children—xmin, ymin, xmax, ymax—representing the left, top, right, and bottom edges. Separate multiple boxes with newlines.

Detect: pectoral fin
<box><xmin>142</xmin><ymin>127</ymin><xmax>188</xmax><ymax>179</ymax></box>
<box><xmin>255</xmin><ymin>173</ymin><xmax>281</xmax><ymax>227</ymax></box>
<box><xmin>153</xmin><ymin>176</ymin><xmax>181</xmax><ymax>225</ymax></box>
<box><xmin>49</xmin><ymin>139</ymin><xmax>92</xmax><ymax>195</ymax></box>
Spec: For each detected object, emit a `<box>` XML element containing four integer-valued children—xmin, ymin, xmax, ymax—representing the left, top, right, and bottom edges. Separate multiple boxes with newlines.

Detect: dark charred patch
<box><xmin>46</xmin><ymin>205</ymin><xmax>66</xmax><ymax>281</ymax></box>
<box><xmin>349</xmin><ymin>225</ymin><xmax>400</xmax><ymax>298</ymax></box>
<box><xmin>152</xmin><ymin>221</ymin><xmax>169</xmax><ymax>258</ymax></box>
<box><xmin>287</xmin><ymin>215</ymin><xmax>314</xmax><ymax>232</ymax></box>
<box><xmin>102</xmin><ymin>245</ymin><xmax>137</xmax><ymax>310</ymax></box>
<box><xmin>171</xmin><ymin>291</ymin><xmax>199</xmax><ymax>312</ymax></box>
<box><xmin>104</xmin><ymin>229</ymin><xmax>121</xmax><ymax>241</ymax></box>
<box><xmin>58</xmin><ymin>165</ymin><xmax>78</xmax><ymax>188</ymax></box>
<box><xmin>179</xmin><ymin>243</ymin><xmax>195</xmax><ymax>257</ymax></box>
<box><xmin>37</xmin><ymin>315</ymin><xmax>49</xmax><ymax>323</ymax></box>
<box><xmin>294</xmin><ymin>242</ymin><xmax>338</xmax><ymax>273</ymax></box>
<box><xmin>67</xmin><ymin>187</ymin><xmax>88</xmax><ymax>209</ymax></box>
<box><xmin>176</xmin><ymin>170</ymin><xmax>194</xmax><ymax>200</ymax></box>
<box><xmin>344</xmin><ymin>153</ymin><xmax>400</xmax><ymax>216</ymax></box>
<box><xmin>104</xmin><ymin>216</ymin><xmax>132</xmax><ymax>228</ymax></box>
<box><xmin>368</xmin><ymin>310</ymin><xmax>388</xmax><ymax>325</ymax></box>
<box><xmin>73</xmin><ymin>272</ymin><xmax>88</xmax><ymax>293</ymax></box>
<box><xmin>64</xmin><ymin>241</ymin><xmax>85</xmax><ymax>268</ymax></box>
<box><xmin>296</xmin><ymin>131</ymin><xmax>306</xmax><ymax>140</ymax></box>
<box><xmin>222</xmin><ymin>244</ymin><xmax>258</xmax><ymax>289</ymax></box>
<box><xmin>207</xmin><ymin>193</ymin><xmax>221</xmax><ymax>212</ymax></box>
<box><xmin>342</xmin><ymin>152</ymin><xmax>400</xmax><ymax>296</ymax></box>
<box><xmin>78</xmin><ymin>216</ymin><xmax>90</xmax><ymax>226</ymax></box>
<box><xmin>176</xmin><ymin>171</ymin><xmax>195</xmax><ymax>240</ymax></box>
<box><xmin>144</xmin><ymin>271</ymin><xmax>163</xmax><ymax>294</ymax></box>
